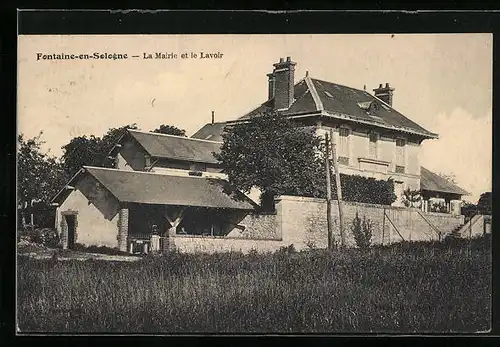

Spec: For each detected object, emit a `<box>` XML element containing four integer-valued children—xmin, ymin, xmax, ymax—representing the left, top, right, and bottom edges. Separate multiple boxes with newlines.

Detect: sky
<box><xmin>17</xmin><ymin>34</ymin><xmax>492</xmax><ymax>202</ymax></box>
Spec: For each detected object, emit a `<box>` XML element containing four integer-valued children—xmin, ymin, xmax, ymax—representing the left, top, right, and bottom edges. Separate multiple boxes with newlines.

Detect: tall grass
<box><xmin>17</xmin><ymin>235</ymin><xmax>491</xmax><ymax>333</ymax></box>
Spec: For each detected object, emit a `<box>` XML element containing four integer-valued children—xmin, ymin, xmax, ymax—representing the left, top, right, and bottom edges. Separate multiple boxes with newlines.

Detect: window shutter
<box><xmin>395</xmin><ymin>138</ymin><xmax>406</xmax><ymax>169</ymax></box>
<box><xmin>369</xmin><ymin>133</ymin><xmax>378</xmax><ymax>158</ymax></box>
<box><xmin>338</xmin><ymin>128</ymin><xmax>350</xmax><ymax>160</ymax></box>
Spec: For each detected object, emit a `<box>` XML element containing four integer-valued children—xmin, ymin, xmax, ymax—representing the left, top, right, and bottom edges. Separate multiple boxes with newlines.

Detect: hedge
<box><xmin>328</xmin><ymin>174</ymin><xmax>397</xmax><ymax>206</ymax></box>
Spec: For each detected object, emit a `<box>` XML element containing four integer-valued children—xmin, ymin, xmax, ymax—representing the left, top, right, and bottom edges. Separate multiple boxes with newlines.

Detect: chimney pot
<box><xmin>279</xmin><ymin>57</ymin><xmax>284</xmax><ymax>63</ymax></box>
<box><xmin>306</xmin><ymin>71</ymin><xmax>309</xmax><ymax>77</ymax></box>
<box><xmin>373</xmin><ymin>83</ymin><xmax>395</xmax><ymax>106</ymax></box>
<box><xmin>286</xmin><ymin>56</ymin><xmax>291</xmax><ymax>62</ymax></box>
<box><xmin>211</xmin><ymin>111</ymin><xmax>214</xmax><ymax>124</ymax></box>
<box><xmin>379</xmin><ymin>83</ymin><xmax>383</xmax><ymax>88</ymax></box>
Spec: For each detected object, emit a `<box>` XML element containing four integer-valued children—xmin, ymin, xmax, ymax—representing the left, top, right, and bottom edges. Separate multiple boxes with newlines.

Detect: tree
<box><xmin>61</xmin><ymin>135</ymin><xmax>104</xmax><ymax>176</ymax></box>
<box><xmin>401</xmin><ymin>188</ymin><xmax>422</xmax><ymax>208</ymax></box>
<box><xmin>214</xmin><ymin>111</ymin><xmax>325</xmax><ymax>210</ymax></box>
<box><xmin>61</xmin><ymin>124</ymin><xmax>138</xmax><ymax>176</ymax></box>
<box><xmin>151</xmin><ymin>124</ymin><xmax>186</xmax><ymax>137</ymax></box>
<box><xmin>477</xmin><ymin>192</ymin><xmax>492</xmax><ymax>215</ymax></box>
<box><xmin>18</xmin><ymin>132</ymin><xmax>69</xmax><ymax>227</ymax></box>
<box><xmin>461</xmin><ymin>200</ymin><xmax>478</xmax><ymax>220</ymax></box>
<box><xmin>350</xmin><ymin>212</ymin><xmax>373</xmax><ymax>250</ymax></box>
<box><xmin>60</xmin><ymin>123</ymin><xmax>186</xmax><ymax>176</ymax></box>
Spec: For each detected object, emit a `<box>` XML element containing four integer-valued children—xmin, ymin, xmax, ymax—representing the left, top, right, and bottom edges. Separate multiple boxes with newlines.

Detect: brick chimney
<box><xmin>373</xmin><ymin>83</ymin><xmax>395</xmax><ymax>106</ymax></box>
<box><xmin>267</xmin><ymin>72</ymin><xmax>275</xmax><ymax>100</ymax></box>
<box><xmin>269</xmin><ymin>56</ymin><xmax>296</xmax><ymax>110</ymax></box>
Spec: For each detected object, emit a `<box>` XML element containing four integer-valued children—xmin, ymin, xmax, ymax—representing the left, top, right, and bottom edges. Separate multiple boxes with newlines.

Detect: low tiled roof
<box><xmin>420</xmin><ymin>166</ymin><xmax>469</xmax><ymax>196</ymax></box>
<box><xmin>234</xmin><ymin>76</ymin><xmax>438</xmax><ymax>139</ymax></box>
<box><xmin>128</xmin><ymin>130</ymin><xmax>221</xmax><ymax>164</ymax></box>
<box><xmin>191</xmin><ymin>122</ymin><xmax>227</xmax><ymax>142</ymax></box>
<box><xmin>85</xmin><ymin>167</ymin><xmax>255</xmax><ymax>210</ymax></box>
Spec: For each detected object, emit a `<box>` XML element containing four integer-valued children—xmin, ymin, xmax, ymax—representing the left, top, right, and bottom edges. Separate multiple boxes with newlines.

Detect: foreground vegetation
<box><xmin>17</xmin><ymin>235</ymin><xmax>491</xmax><ymax>333</ymax></box>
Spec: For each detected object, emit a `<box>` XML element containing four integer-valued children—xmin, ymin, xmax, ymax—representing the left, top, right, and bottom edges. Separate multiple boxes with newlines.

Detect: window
<box><xmin>395</xmin><ymin>165</ymin><xmax>405</xmax><ymax>174</ymax></box>
<box><xmin>338</xmin><ymin>127</ymin><xmax>350</xmax><ymax>164</ymax></box>
<box><xmin>395</xmin><ymin>138</ymin><xmax>406</xmax><ymax>172</ymax></box>
<box><xmin>369</xmin><ymin>133</ymin><xmax>378</xmax><ymax>158</ymax></box>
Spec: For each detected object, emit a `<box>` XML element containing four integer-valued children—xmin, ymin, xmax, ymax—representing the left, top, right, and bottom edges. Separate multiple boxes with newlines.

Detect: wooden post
<box><xmin>324</xmin><ymin>132</ymin><xmax>334</xmax><ymax>250</ymax></box>
<box><xmin>330</xmin><ymin>129</ymin><xmax>345</xmax><ymax>248</ymax></box>
<box><xmin>382</xmin><ymin>208</ymin><xmax>386</xmax><ymax>245</ymax></box>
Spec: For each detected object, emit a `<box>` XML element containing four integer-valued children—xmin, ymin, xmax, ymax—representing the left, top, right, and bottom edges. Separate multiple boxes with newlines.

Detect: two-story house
<box><xmin>192</xmin><ymin>56</ymin><xmax>469</xmax><ymax>213</ymax></box>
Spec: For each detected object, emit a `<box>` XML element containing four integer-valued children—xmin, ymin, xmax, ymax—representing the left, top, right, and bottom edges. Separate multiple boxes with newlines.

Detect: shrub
<box><xmin>332</xmin><ymin>174</ymin><xmax>397</xmax><ymax>206</ymax></box>
<box><xmin>430</xmin><ymin>201</ymin><xmax>448</xmax><ymax>213</ymax></box>
<box><xmin>18</xmin><ymin>228</ymin><xmax>59</xmax><ymax>248</ymax></box>
<box><xmin>72</xmin><ymin>243</ymin><xmax>129</xmax><ymax>256</ymax></box>
<box><xmin>275</xmin><ymin>244</ymin><xmax>296</xmax><ymax>257</ymax></box>
<box><xmin>351</xmin><ymin>212</ymin><xmax>373</xmax><ymax>250</ymax></box>
<box><xmin>401</xmin><ymin>188</ymin><xmax>422</xmax><ymax>208</ymax></box>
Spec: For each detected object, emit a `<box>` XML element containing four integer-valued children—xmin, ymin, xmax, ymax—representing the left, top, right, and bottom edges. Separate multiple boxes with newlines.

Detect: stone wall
<box><xmin>227</xmin><ymin>212</ymin><xmax>281</xmax><ymax>240</ymax></box>
<box><xmin>277</xmin><ymin>195</ymin><xmax>464</xmax><ymax>250</ymax></box>
<box><xmin>170</xmin><ymin>235</ymin><xmax>286</xmax><ymax>254</ymax></box>
<box><xmin>456</xmin><ymin>214</ymin><xmax>489</xmax><ymax>238</ymax></box>
<box><xmin>169</xmin><ymin>195</ymin><xmax>465</xmax><ymax>254</ymax></box>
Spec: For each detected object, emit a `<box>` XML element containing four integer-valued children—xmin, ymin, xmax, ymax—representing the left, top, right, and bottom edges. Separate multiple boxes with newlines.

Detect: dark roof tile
<box><xmin>128</xmin><ymin>130</ymin><xmax>221</xmax><ymax>164</ymax></box>
<box><xmin>85</xmin><ymin>167</ymin><xmax>255</xmax><ymax>210</ymax></box>
<box><xmin>420</xmin><ymin>166</ymin><xmax>469</xmax><ymax>196</ymax></box>
<box><xmin>191</xmin><ymin>122</ymin><xmax>227</xmax><ymax>142</ymax></box>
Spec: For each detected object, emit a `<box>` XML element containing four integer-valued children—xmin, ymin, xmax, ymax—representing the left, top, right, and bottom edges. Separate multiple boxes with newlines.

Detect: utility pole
<box><xmin>324</xmin><ymin>132</ymin><xmax>334</xmax><ymax>250</ymax></box>
<box><xmin>330</xmin><ymin>129</ymin><xmax>346</xmax><ymax>248</ymax></box>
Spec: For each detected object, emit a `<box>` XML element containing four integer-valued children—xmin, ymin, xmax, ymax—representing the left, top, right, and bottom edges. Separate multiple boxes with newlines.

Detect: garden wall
<box><xmin>170</xmin><ymin>195</ymin><xmax>465</xmax><ymax>253</ymax></box>
<box><xmin>278</xmin><ymin>195</ymin><xmax>465</xmax><ymax>250</ymax></box>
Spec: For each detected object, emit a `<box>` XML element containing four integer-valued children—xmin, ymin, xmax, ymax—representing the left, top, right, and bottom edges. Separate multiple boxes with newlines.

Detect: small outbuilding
<box><xmin>51</xmin><ymin>166</ymin><xmax>256</xmax><ymax>253</ymax></box>
<box><xmin>420</xmin><ymin>166</ymin><xmax>470</xmax><ymax>215</ymax></box>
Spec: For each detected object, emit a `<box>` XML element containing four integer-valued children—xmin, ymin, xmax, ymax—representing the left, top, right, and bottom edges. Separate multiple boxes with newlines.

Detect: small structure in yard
<box><xmin>51</xmin><ymin>166</ymin><xmax>257</xmax><ymax>253</ymax></box>
<box><xmin>420</xmin><ymin>167</ymin><xmax>470</xmax><ymax>215</ymax></box>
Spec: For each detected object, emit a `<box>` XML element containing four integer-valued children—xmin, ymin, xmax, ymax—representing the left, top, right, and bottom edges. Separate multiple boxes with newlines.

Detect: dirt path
<box><xmin>17</xmin><ymin>243</ymin><xmax>141</xmax><ymax>262</ymax></box>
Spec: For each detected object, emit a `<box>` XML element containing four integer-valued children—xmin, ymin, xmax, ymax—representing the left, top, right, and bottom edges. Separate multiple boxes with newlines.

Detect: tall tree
<box><xmin>214</xmin><ymin>111</ymin><xmax>325</xmax><ymax>209</ymax></box>
<box><xmin>151</xmin><ymin>124</ymin><xmax>186</xmax><ymax>136</ymax></box>
<box><xmin>61</xmin><ymin>124</ymin><xmax>139</xmax><ymax>176</ymax></box>
<box><xmin>477</xmin><ymin>192</ymin><xmax>492</xmax><ymax>215</ymax></box>
<box><xmin>61</xmin><ymin>135</ymin><xmax>104</xmax><ymax>176</ymax></box>
<box><xmin>18</xmin><ymin>132</ymin><xmax>69</xmax><ymax>226</ymax></box>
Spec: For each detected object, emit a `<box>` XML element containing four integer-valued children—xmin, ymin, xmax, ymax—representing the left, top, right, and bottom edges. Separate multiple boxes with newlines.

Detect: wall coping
<box><xmin>172</xmin><ymin>234</ymin><xmax>283</xmax><ymax>241</ymax></box>
<box><xmin>424</xmin><ymin>211</ymin><xmax>463</xmax><ymax>218</ymax></box>
<box><xmin>278</xmin><ymin>195</ymin><xmax>463</xmax><ymax>218</ymax></box>
<box><xmin>278</xmin><ymin>195</ymin><xmax>325</xmax><ymax>203</ymax></box>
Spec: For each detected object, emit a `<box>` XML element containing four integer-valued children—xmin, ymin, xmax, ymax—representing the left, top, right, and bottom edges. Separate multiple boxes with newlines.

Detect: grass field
<box><xmin>17</xmin><ymin>235</ymin><xmax>491</xmax><ymax>333</ymax></box>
